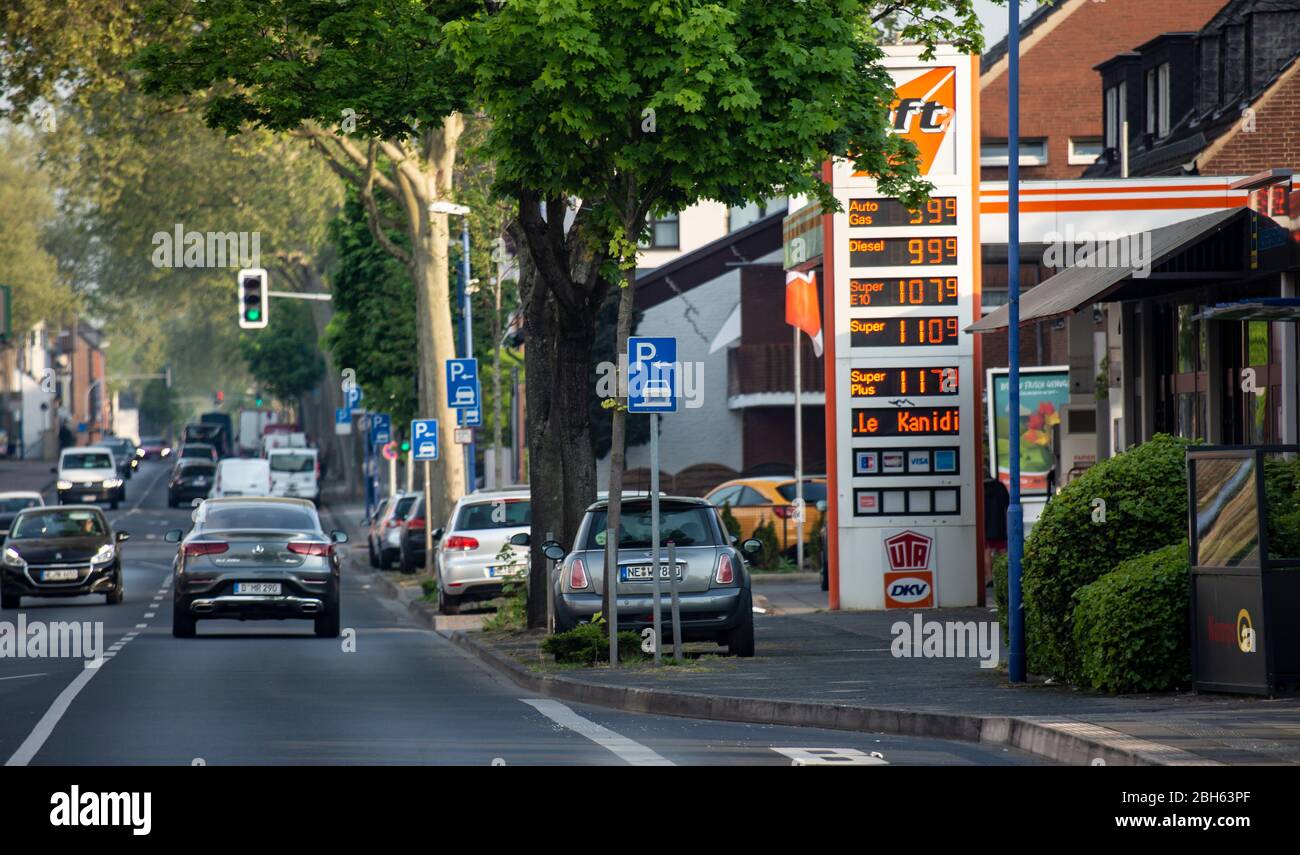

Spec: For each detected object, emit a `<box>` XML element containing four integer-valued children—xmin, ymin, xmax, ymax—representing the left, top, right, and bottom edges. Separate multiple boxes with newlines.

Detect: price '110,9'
<box><xmin>849</xmin><ymin>316</ymin><xmax>960</xmax><ymax>348</ymax></box>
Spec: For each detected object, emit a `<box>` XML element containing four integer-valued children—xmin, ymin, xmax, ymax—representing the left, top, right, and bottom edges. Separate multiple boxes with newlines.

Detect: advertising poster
<box><xmin>987</xmin><ymin>367</ymin><xmax>1070</xmax><ymax>495</ymax></box>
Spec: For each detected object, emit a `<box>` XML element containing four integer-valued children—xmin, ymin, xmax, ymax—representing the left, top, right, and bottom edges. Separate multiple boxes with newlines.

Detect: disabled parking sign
<box><xmin>411</xmin><ymin>418</ymin><xmax>439</xmax><ymax>461</ymax></box>
<box><xmin>627</xmin><ymin>336</ymin><xmax>677</xmax><ymax>413</ymax></box>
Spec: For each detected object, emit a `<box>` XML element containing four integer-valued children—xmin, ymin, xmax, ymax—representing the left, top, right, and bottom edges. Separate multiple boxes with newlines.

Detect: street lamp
<box><xmin>427</xmin><ymin>199</ymin><xmax>476</xmax><ymax>493</ymax></box>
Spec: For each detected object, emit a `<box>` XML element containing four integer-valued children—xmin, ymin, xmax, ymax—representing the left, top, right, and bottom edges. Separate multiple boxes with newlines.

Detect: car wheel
<box><xmin>725</xmin><ymin>592</ymin><xmax>756</xmax><ymax>657</ymax></box>
<box><xmin>106</xmin><ymin>580</ymin><xmax>124</xmax><ymax>605</ymax></box>
<box><xmin>0</xmin><ymin>589</ymin><xmax>19</xmax><ymax>610</ymax></box>
<box><xmin>172</xmin><ymin>598</ymin><xmax>196</xmax><ymax>638</ymax></box>
<box><xmin>438</xmin><ymin>585</ymin><xmax>461</xmax><ymax>615</ymax></box>
<box><xmin>314</xmin><ymin>601</ymin><xmax>341</xmax><ymax>638</ymax></box>
<box><xmin>367</xmin><ymin>541</ymin><xmax>378</xmax><ymax>568</ymax></box>
<box><xmin>110</xmin><ymin>500</ymin><xmax>119</xmax><ymax>510</ymax></box>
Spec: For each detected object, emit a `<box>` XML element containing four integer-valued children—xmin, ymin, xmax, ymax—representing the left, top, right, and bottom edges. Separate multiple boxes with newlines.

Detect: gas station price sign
<box><xmin>852</xmin><ymin>406</ymin><xmax>961</xmax><ymax>437</ymax></box>
<box><xmin>851</xmin><ymin>367</ymin><xmax>958</xmax><ymax>398</ymax></box>
<box><xmin>850</xmin><ymin>276</ymin><xmax>959</xmax><ymax>308</ymax></box>
<box><xmin>850</xmin><ymin>316</ymin><xmax>960</xmax><ymax>348</ymax></box>
<box><xmin>849</xmin><ymin>236</ymin><xmax>958</xmax><ymax>268</ymax></box>
<box><xmin>848</xmin><ymin>196</ymin><xmax>957</xmax><ymax>228</ymax></box>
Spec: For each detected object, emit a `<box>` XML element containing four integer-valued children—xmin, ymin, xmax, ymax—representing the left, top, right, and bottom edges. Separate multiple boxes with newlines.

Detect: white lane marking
<box><xmin>521</xmin><ymin>699</ymin><xmax>674</xmax><ymax>766</ymax></box>
<box><xmin>7</xmin><ymin>665</ymin><xmax>98</xmax><ymax>766</ymax></box>
<box><xmin>136</xmin><ymin>623</ymin><xmax>147</xmax><ymax>629</ymax></box>
<box><xmin>114</xmin><ymin>465</ymin><xmax>172</xmax><ymax>520</ymax></box>
<box><xmin>0</xmin><ymin>672</ymin><xmax>48</xmax><ymax>682</ymax></box>
<box><xmin>771</xmin><ymin>747</ymin><xmax>888</xmax><ymax>766</ymax></box>
<box><xmin>143</xmin><ymin>612</ymin><xmax>155</xmax><ymax>618</ymax></box>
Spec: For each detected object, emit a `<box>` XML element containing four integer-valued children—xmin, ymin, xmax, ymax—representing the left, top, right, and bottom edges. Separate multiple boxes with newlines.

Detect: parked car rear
<box><xmin>368</xmin><ymin>493</ymin><xmax>420</xmax><ymax>570</ymax></box>
<box><xmin>432</xmin><ymin>489</ymin><xmax>530</xmax><ymax>614</ymax></box>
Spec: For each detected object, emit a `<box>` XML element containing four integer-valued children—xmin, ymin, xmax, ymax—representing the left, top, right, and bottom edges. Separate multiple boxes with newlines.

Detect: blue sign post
<box><xmin>334</xmin><ymin>407</ymin><xmax>352</xmax><ymax>435</ymax></box>
<box><xmin>411</xmin><ymin>418</ymin><xmax>439</xmax><ymax>462</ymax></box>
<box><xmin>627</xmin><ymin>336</ymin><xmax>678</xmax><ymax>413</ymax></box>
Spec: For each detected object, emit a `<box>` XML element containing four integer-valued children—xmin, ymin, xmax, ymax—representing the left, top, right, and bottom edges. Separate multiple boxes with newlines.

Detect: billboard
<box><xmin>985</xmin><ymin>366</ymin><xmax>1071</xmax><ymax>495</ymax></box>
<box><xmin>827</xmin><ymin>46</ymin><xmax>981</xmax><ymax>610</ymax></box>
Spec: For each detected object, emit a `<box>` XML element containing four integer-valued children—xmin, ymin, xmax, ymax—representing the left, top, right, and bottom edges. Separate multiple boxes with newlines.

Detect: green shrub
<box><xmin>1022</xmin><ymin>433</ymin><xmax>1194</xmax><ymax>680</ymax></box>
<box><xmin>992</xmin><ymin>551</ymin><xmax>1009</xmax><ymax>638</ymax></box>
<box><xmin>719</xmin><ymin>503</ymin><xmax>742</xmax><ymax>543</ymax></box>
<box><xmin>541</xmin><ymin>622</ymin><xmax>642</xmax><ymax>664</ymax></box>
<box><xmin>751</xmin><ymin>518</ymin><xmax>785</xmax><ymax>571</ymax></box>
<box><xmin>1263</xmin><ymin>456</ymin><xmax>1300</xmax><ymax>559</ymax></box>
<box><xmin>1072</xmin><ymin>542</ymin><xmax>1190</xmax><ymax>692</ymax></box>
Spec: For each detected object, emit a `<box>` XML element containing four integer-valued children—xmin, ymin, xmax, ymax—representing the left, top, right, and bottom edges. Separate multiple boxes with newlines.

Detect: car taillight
<box><xmin>407</xmin><ymin>517</ymin><xmax>425</xmax><ymax>531</ymax></box>
<box><xmin>715</xmin><ymin>553</ymin><xmax>736</xmax><ymax>584</ymax></box>
<box><xmin>773</xmin><ymin>506</ymin><xmax>793</xmax><ymax>519</ymax></box>
<box><xmin>287</xmin><ymin>541</ymin><xmax>330</xmax><ymax>556</ymax></box>
<box><xmin>385</xmin><ymin>518</ymin><xmax>401</xmax><ymax>529</ymax></box>
<box><xmin>568</xmin><ymin>558</ymin><xmax>589</xmax><ymax>589</ymax></box>
<box><xmin>183</xmin><ymin>541</ymin><xmax>229</xmax><ymax>557</ymax></box>
<box><xmin>443</xmin><ymin>535</ymin><xmax>479</xmax><ymax>551</ymax></box>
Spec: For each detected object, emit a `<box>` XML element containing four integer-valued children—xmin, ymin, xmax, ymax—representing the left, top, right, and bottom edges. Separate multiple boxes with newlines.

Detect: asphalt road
<box><xmin>0</xmin><ymin>460</ymin><xmax>1048</xmax><ymax>766</ymax></box>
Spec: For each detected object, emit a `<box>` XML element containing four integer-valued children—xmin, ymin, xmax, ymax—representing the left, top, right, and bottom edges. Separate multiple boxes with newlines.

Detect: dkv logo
<box><xmin>883</xmin><ymin>529</ymin><xmax>936</xmax><ymax>609</ymax></box>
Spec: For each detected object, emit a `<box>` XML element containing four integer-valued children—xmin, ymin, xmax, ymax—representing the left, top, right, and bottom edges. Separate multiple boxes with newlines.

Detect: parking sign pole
<box><xmin>546</xmin><ymin>529</ymin><xmax>555</xmax><ymax>634</ymax></box>
<box><xmin>605</xmin><ymin>526</ymin><xmax>619</xmax><ymax>666</ymax></box>
<box><xmin>650</xmin><ymin>412</ymin><xmax>662</xmax><ymax>666</ymax></box>
<box><xmin>668</xmin><ymin>540</ymin><xmax>681</xmax><ymax>663</ymax></box>
<box><xmin>423</xmin><ymin>460</ymin><xmax>434</xmax><ymax>577</ymax></box>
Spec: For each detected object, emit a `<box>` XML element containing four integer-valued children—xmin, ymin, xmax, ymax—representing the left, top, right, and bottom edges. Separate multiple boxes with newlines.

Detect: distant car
<box><xmin>178</xmin><ymin>442</ymin><xmax>218</xmax><ymax>463</ymax></box>
<box><xmin>368</xmin><ymin>493</ymin><xmax>420</xmax><ymax>570</ymax></box>
<box><xmin>100</xmin><ymin>437</ymin><xmax>140</xmax><ymax>479</ymax></box>
<box><xmin>138</xmin><ymin>436</ymin><xmax>171</xmax><ymax>460</ymax></box>
<box><xmin>398</xmin><ymin>494</ymin><xmax>430</xmax><ymax>574</ymax></box>
<box><xmin>166</xmin><ymin>498</ymin><xmax>346</xmax><ymax>637</ymax></box>
<box><xmin>55</xmin><ymin>446</ymin><xmax>126</xmax><ymax>509</ymax></box>
<box><xmin>704</xmin><ymin>476</ymin><xmax>827</xmax><ymax>557</ymax></box>
<box><xmin>1</xmin><ymin>505</ymin><xmax>129</xmax><ymax>608</ymax></box>
<box><xmin>211</xmin><ymin>458</ymin><xmax>272</xmax><ymax>499</ymax></box>
<box><xmin>432</xmin><ymin>489</ymin><xmax>530</xmax><ymax>614</ymax></box>
<box><xmin>267</xmin><ymin>448</ymin><xmax>320</xmax><ymax>505</ymax></box>
<box><xmin>0</xmin><ymin>491</ymin><xmax>45</xmax><ymax>539</ymax></box>
<box><xmin>551</xmin><ymin>495</ymin><xmax>756</xmax><ymax>656</ymax></box>
<box><xmin>168</xmin><ymin>459</ymin><xmax>216</xmax><ymax>507</ymax></box>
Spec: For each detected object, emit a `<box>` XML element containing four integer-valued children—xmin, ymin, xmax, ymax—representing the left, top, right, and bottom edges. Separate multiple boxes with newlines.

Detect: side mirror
<box><xmin>164</xmin><ymin>529</ymin><xmax>183</xmax><ymax>543</ymax></box>
<box><xmin>331</xmin><ymin>530</ymin><xmax>349</xmax><ymax>543</ymax></box>
<box><xmin>509</xmin><ymin>532</ymin><xmax>529</xmax><ymax>547</ymax></box>
<box><xmin>115</xmin><ymin>531</ymin><xmax>131</xmax><ymax>543</ymax></box>
<box><xmin>742</xmin><ymin>538</ymin><xmax>763</xmax><ymax>554</ymax></box>
<box><xmin>191</xmin><ymin>498</ymin><xmax>203</xmax><ymax>508</ymax></box>
<box><xmin>540</xmin><ymin>540</ymin><xmax>566</xmax><ymax>562</ymax></box>
<box><xmin>431</xmin><ymin>527</ymin><xmax>444</xmax><ymax>542</ymax></box>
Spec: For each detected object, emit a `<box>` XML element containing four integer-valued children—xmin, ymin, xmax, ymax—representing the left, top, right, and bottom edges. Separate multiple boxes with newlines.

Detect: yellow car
<box><xmin>704</xmin><ymin>476</ymin><xmax>826</xmax><ymax>555</ymax></box>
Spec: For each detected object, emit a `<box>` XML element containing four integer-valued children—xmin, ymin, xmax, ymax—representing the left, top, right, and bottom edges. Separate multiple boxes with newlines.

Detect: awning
<box><xmin>968</xmin><ymin>207</ymin><xmax>1247</xmax><ymax>332</ymax></box>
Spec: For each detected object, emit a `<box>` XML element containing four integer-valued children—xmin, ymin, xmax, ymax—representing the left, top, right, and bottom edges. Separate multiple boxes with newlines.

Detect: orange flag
<box><xmin>785</xmin><ymin>270</ymin><xmax>823</xmax><ymax>357</ymax></box>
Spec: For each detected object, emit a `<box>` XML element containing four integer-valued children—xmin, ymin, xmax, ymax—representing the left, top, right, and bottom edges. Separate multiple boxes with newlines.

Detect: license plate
<box><xmin>619</xmin><ymin>564</ymin><xmax>683</xmax><ymax>582</ymax></box>
<box><xmin>487</xmin><ymin>565</ymin><xmax>523</xmax><ymax>578</ymax></box>
<box><xmin>194</xmin><ymin>478</ymin><xmax>207</xmax><ymax>485</ymax></box>
<box><xmin>42</xmin><ymin>569</ymin><xmax>79</xmax><ymax>581</ymax></box>
<box><xmin>233</xmin><ymin>582</ymin><xmax>281</xmax><ymax>595</ymax></box>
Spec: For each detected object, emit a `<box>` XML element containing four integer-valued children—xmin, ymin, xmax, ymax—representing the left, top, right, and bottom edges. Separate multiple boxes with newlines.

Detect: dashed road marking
<box><xmin>521</xmin><ymin>699</ymin><xmax>674</xmax><ymax>766</ymax></box>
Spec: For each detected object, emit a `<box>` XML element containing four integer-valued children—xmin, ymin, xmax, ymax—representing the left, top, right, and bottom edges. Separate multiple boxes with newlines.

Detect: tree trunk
<box><xmin>601</xmin><ymin>267</ymin><xmax>636</xmax><ymax>616</ymax></box>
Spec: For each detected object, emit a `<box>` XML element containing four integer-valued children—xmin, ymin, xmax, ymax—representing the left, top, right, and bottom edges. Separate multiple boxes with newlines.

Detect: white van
<box><xmin>211</xmin><ymin>458</ymin><xmax>272</xmax><ymax>499</ymax></box>
<box><xmin>268</xmin><ymin>447</ymin><xmax>320</xmax><ymax>505</ymax></box>
<box><xmin>56</xmin><ymin>446</ymin><xmax>126</xmax><ymax>509</ymax></box>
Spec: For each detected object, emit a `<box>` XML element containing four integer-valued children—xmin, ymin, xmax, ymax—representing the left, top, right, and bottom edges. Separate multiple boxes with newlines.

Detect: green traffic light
<box><xmin>400</xmin><ymin>441</ymin><xmax>411</xmax><ymax>452</ymax></box>
<box><xmin>246</xmin><ymin>309</ymin><xmax>261</xmax><ymax>321</ymax></box>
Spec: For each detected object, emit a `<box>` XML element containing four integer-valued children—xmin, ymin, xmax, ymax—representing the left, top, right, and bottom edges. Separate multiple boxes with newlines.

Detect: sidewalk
<box><xmin>0</xmin><ymin>459</ymin><xmax>56</xmax><ymax>495</ymax></box>
<box><xmin>453</xmin><ymin>592</ymin><xmax>1300</xmax><ymax>766</ymax></box>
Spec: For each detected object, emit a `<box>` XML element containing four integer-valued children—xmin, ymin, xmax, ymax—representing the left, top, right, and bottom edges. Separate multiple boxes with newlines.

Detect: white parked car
<box><xmin>268</xmin><ymin>448</ymin><xmax>321</xmax><ymax>505</ymax></box>
<box><xmin>432</xmin><ymin>488</ymin><xmax>530</xmax><ymax>614</ymax></box>
<box><xmin>55</xmin><ymin>446</ymin><xmax>125</xmax><ymax>509</ymax></box>
<box><xmin>211</xmin><ymin>458</ymin><xmax>272</xmax><ymax>499</ymax></box>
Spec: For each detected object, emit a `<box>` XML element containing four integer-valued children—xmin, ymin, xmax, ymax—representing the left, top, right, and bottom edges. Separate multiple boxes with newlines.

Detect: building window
<box><xmin>1068</xmin><ymin>138</ymin><xmax>1103</xmax><ymax>165</ymax></box>
<box><xmin>640</xmin><ymin>212</ymin><xmax>679</xmax><ymax>249</ymax></box>
<box><xmin>728</xmin><ymin>197</ymin><xmax>787</xmax><ymax>233</ymax></box>
<box><xmin>979</xmin><ymin>138</ymin><xmax>1048</xmax><ymax>166</ymax></box>
<box><xmin>1104</xmin><ymin>82</ymin><xmax>1126</xmax><ymax>151</ymax></box>
<box><xmin>1147</xmin><ymin>63</ymin><xmax>1171</xmax><ymax>138</ymax></box>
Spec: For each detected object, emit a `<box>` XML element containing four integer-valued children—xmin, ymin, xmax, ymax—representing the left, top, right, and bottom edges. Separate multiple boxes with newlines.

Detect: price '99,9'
<box><xmin>848</xmin><ymin>236</ymin><xmax>959</xmax><ymax>268</ymax></box>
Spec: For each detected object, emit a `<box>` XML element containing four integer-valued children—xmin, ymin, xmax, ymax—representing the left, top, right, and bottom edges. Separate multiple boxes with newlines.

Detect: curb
<box><xmin>446</xmin><ymin>630</ymin><xmax>1221</xmax><ymax>767</ymax></box>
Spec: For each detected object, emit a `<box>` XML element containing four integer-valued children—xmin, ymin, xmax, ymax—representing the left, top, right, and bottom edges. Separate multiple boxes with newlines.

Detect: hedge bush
<box><xmin>992</xmin><ymin>551</ymin><xmax>1009</xmax><ymax>638</ymax></box>
<box><xmin>1263</xmin><ymin>455</ymin><xmax>1300</xmax><ymax>559</ymax></box>
<box><xmin>1022</xmin><ymin>433</ymin><xmax>1194</xmax><ymax>680</ymax></box>
<box><xmin>1072</xmin><ymin>542</ymin><xmax>1190</xmax><ymax>692</ymax></box>
<box><xmin>541</xmin><ymin>622</ymin><xmax>642</xmax><ymax>664</ymax></box>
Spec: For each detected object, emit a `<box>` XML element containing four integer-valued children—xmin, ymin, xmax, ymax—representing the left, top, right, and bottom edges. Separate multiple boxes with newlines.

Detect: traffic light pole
<box><xmin>459</xmin><ymin>218</ymin><xmax>477</xmax><ymax>494</ymax></box>
<box><xmin>1007</xmin><ymin>0</ymin><xmax>1026</xmax><ymax>684</ymax></box>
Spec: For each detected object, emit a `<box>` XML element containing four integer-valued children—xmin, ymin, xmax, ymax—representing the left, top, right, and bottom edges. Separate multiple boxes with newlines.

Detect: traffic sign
<box><xmin>411</xmin><ymin>418</ymin><xmax>439</xmax><ymax>461</ymax></box>
<box><xmin>369</xmin><ymin>412</ymin><xmax>392</xmax><ymax>446</ymax></box>
<box><xmin>334</xmin><ymin>407</ymin><xmax>352</xmax><ymax>436</ymax></box>
<box><xmin>446</xmin><ymin>358</ymin><xmax>479</xmax><ymax>408</ymax></box>
<box><xmin>457</xmin><ymin>406</ymin><xmax>482</xmax><ymax>427</ymax></box>
<box><xmin>454</xmin><ymin>427</ymin><xmax>473</xmax><ymax>445</ymax></box>
<box><xmin>345</xmin><ymin>384</ymin><xmax>364</xmax><ymax>412</ymax></box>
<box><xmin>380</xmin><ymin>441</ymin><xmax>398</xmax><ymax>461</ymax></box>
<box><xmin>627</xmin><ymin>336</ymin><xmax>678</xmax><ymax>413</ymax></box>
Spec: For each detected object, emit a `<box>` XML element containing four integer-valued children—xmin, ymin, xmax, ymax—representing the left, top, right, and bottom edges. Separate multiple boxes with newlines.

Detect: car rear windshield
<box><xmin>203</xmin><ymin>506</ymin><xmax>319</xmax><ymax>531</ymax></box>
<box><xmin>63</xmin><ymin>453</ymin><xmax>113</xmax><ymax>470</ymax></box>
<box><xmin>181</xmin><ymin>445</ymin><xmax>213</xmax><ymax>456</ymax></box>
<box><xmin>455</xmin><ymin>499</ymin><xmax>531</xmax><ymax>530</ymax></box>
<box><xmin>181</xmin><ymin>464</ymin><xmax>216</xmax><ymax>477</ymax></box>
<box><xmin>0</xmin><ymin>497</ymin><xmax>41</xmax><ymax>513</ymax></box>
<box><xmin>11</xmin><ymin>510</ymin><xmax>105</xmax><ymax>539</ymax></box>
<box><xmin>585</xmin><ymin>505</ymin><xmax>718</xmax><ymax>549</ymax></box>
<box><xmin>392</xmin><ymin>496</ymin><xmax>418</xmax><ymax>518</ymax></box>
<box><xmin>775</xmin><ymin>481</ymin><xmax>827</xmax><ymax>503</ymax></box>
<box><xmin>270</xmin><ymin>453</ymin><xmax>315</xmax><ymax>473</ymax></box>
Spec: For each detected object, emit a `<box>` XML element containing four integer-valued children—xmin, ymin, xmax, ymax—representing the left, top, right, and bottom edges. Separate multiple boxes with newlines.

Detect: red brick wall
<box><xmin>1202</xmin><ymin>62</ymin><xmax>1300</xmax><ymax>174</ymax></box>
<box><xmin>980</xmin><ymin>0</ymin><xmax>1226</xmax><ymax>181</ymax></box>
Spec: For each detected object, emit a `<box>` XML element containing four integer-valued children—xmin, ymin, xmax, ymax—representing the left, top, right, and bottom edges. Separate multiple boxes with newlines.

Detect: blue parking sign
<box><xmin>411</xmin><ymin>418</ymin><xmax>439</xmax><ymax>461</ymax></box>
<box><xmin>627</xmin><ymin>336</ymin><xmax>678</xmax><ymax>413</ymax></box>
<box><xmin>345</xmin><ymin>385</ymin><xmax>364</xmax><ymax>412</ymax></box>
<box><xmin>446</xmin><ymin>358</ymin><xmax>479</xmax><ymax>409</ymax></box>
<box><xmin>457</xmin><ymin>406</ymin><xmax>482</xmax><ymax>427</ymax></box>
<box><xmin>369</xmin><ymin>412</ymin><xmax>392</xmax><ymax>446</ymax></box>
